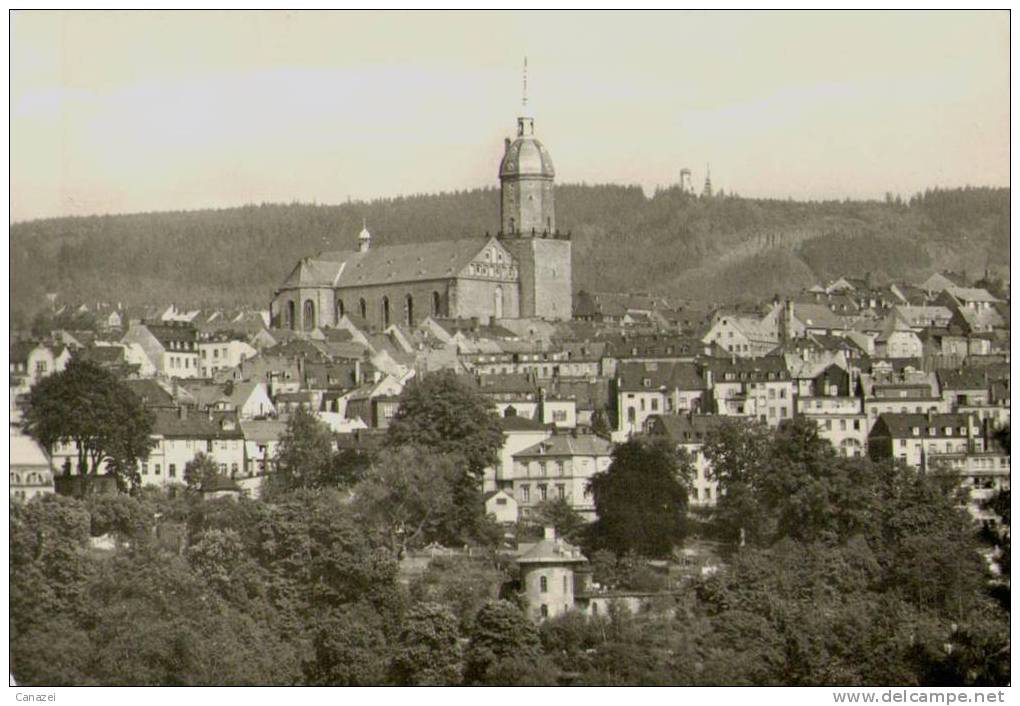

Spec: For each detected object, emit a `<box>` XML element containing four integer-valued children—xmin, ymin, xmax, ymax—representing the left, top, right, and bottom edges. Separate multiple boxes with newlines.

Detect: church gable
<box><xmin>459</xmin><ymin>238</ymin><xmax>519</xmax><ymax>282</ymax></box>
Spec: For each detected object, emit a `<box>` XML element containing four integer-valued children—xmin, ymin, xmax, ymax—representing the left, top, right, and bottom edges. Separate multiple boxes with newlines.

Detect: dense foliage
<box><xmin>10</xmin><ymin>186</ymin><xmax>1008</xmax><ymax>318</ymax></box>
<box><xmin>10</xmin><ymin>416</ymin><xmax>1008</xmax><ymax>685</ymax></box>
<box><xmin>587</xmin><ymin>437</ymin><xmax>691</xmax><ymax>557</ymax></box>
<box><xmin>24</xmin><ymin>356</ymin><xmax>155</xmax><ymax>492</ymax></box>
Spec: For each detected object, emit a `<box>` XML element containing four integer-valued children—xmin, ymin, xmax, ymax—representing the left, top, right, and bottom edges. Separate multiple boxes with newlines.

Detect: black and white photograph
<box><xmin>7</xmin><ymin>9</ymin><xmax>1012</xmax><ymax>694</ymax></box>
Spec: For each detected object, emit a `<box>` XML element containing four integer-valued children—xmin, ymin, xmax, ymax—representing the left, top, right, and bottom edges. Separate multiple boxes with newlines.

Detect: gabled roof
<box><xmin>945</xmin><ymin>286</ymin><xmax>1001</xmax><ymax>303</ymax></box>
<box><xmin>791</xmin><ymin>303</ymin><xmax>848</xmax><ymax>331</ymax></box>
<box><xmin>123</xmin><ymin>379</ymin><xmax>176</xmax><ymax>408</ymax></box>
<box><xmin>152</xmin><ymin>410</ymin><xmax>243</xmax><ymax>439</ymax></box>
<box><xmin>514</xmin><ymin>433</ymin><xmax>612</xmax><ymax>458</ymax></box>
<box><xmin>286</xmin><ymin>238</ymin><xmax>500</xmax><ymax>289</ymax></box>
<box><xmin>240</xmin><ymin>419</ymin><xmax>288</xmax><ymax>443</ymax></box>
<box><xmin>618</xmin><ymin>360</ymin><xmax>705</xmax><ymax>392</ymax></box>
<box><xmin>872</xmin><ymin>412</ymin><xmax>974</xmax><ymax>439</ymax></box>
<box><xmin>645</xmin><ymin>413</ymin><xmax>730</xmax><ymax>443</ymax></box>
<box><xmin>516</xmin><ymin>536</ymin><xmax>588</xmax><ymax>565</ymax></box>
<box><xmin>937</xmin><ymin>368</ymin><xmax>991</xmax><ymax>392</ymax></box>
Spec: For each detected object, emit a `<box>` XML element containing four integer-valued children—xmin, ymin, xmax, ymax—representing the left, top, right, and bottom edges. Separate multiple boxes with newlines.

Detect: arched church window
<box><xmin>303</xmin><ymin>300</ymin><xmax>316</xmax><ymax>331</ymax></box>
<box><xmin>336</xmin><ymin>299</ymin><xmax>345</xmax><ymax>321</ymax></box>
<box><xmin>405</xmin><ymin>294</ymin><xmax>414</xmax><ymax>327</ymax></box>
<box><xmin>432</xmin><ymin>292</ymin><xmax>441</xmax><ymax>317</ymax></box>
<box><xmin>509</xmin><ymin>217</ymin><xmax>515</xmax><ymax>233</ymax></box>
<box><xmin>287</xmin><ymin>301</ymin><xmax>296</xmax><ymax>330</ymax></box>
<box><xmin>382</xmin><ymin>297</ymin><xmax>390</xmax><ymax>328</ymax></box>
<box><xmin>494</xmin><ymin>286</ymin><xmax>503</xmax><ymax>319</ymax></box>
<box><xmin>359</xmin><ymin>298</ymin><xmax>367</xmax><ymax>320</ymax></box>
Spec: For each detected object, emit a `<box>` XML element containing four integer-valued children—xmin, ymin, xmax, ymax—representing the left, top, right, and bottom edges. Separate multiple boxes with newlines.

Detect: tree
<box><xmin>353</xmin><ymin>446</ymin><xmax>460</xmax><ymax>555</ymax></box>
<box><xmin>24</xmin><ymin>356</ymin><xmax>155</xmax><ymax>492</ymax></box>
<box><xmin>183</xmin><ymin>452</ymin><xmax>221</xmax><ymax>491</ymax></box>
<box><xmin>306</xmin><ymin>604</ymin><xmax>389</xmax><ymax>685</ymax></box>
<box><xmin>702</xmin><ymin>417</ymin><xmax>773</xmax><ymax>544</ymax></box>
<box><xmin>528</xmin><ymin>497</ymin><xmax>588</xmax><ymax>543</ymax></box>
<box><xmin>389</xmin><ymin>602</ymin><xmax>463</xmax><ymax>685</ymax></box>
<box><xmin>587</xmin><ymin>437</ymin><xmax>690</xmax><ymax>557</ymax></box>
<box><xmin>464</xmin><ymin>600</ymin><xmax>544</xmax><ymax>684</ymax></box>
<box><xmin>267</xmin><ymin>407</ymin><xmax>338</xmax><ymax>495</ymax></box>
<box><xmin>385</xmin><ymin>371</ymin><xmax>504</xmax><ymax>477</ymax></box>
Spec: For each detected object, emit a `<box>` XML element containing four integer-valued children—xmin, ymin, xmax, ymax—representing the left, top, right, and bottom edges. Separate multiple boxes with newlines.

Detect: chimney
<box><xmin>544</xmin><ymin>526</ymin><xmax>556</xmax><ymax>540</ymax></box>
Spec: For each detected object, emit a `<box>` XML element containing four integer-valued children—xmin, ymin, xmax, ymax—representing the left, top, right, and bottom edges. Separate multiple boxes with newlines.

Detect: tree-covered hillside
<box><xmin>10</xmin><ymin>185</ymin><xmax>1009</xmax><ymax>318</ymax></box>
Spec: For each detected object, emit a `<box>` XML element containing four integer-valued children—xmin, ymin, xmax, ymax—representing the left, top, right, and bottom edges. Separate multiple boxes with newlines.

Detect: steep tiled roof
<box><xmin>285</xmin><ymin>238</ymin><xmax>494</xmax><ymax>289</ymax></box>
<box><xmin>937</xmin><ymin>368</ymin><xmax>991</xmax><ymax>391</ymax></box>
<box><xmin>514</xmin><ymin>433</ymin><xmax>612</xmax><ymax>458</ymax></box>
<box><xmin>645</xmin><ymin>413</ymin><xmax>730</xmax><ymax>443</ymax></box>
<box><xmin>945</xmin><ymin>286</ymin><xmax>1001</xmax><ymax>303</ymax></box>
<box><xmin>873</xmin><ymin>413</ymin><xmax>974</xmax><ymax>439</ymax></box>
<box><xmin>791</xmin><ymin>303</ymin><xmax>848</xmax><ymax>331</ymax></box>
<box><xmin>240</xmin><ymin>419</ymin><xmax>288</xmax><ymax>443</ymax></box>
<box><xmin>123</xmin><ymin>379</ymin><xmax>175</xmax><ymax>408</ymax></box>
<box><xmin>152</xmin><ymin>411</ymin><xmax>243</xmax><ymax>439</ymax></box>
<box><xmin>618</xmin><ymin>360</ymin><xmax>705</xmax><ymax>392</ymax></box>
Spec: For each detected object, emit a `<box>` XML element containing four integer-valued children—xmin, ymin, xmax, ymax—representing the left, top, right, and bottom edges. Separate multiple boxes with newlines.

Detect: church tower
<box><xmin>499</xmin><ymin>59</ymin><xmax>571</xmax><ymax>321</ymax></box>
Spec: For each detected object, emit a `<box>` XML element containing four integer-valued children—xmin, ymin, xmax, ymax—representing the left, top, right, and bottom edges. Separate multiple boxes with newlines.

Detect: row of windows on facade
<box><xmin>140</xmin><ymin>461</ymin><xmax>239</xmax><ymax>477</ymax></box>
<box><xmin>167</xmin><ymin>340</ymin><xmax>195</xmax><ymax>351</ymax></box>
<box><xmin>287</xmin><ymin>287</ymin><xmax>505</xmax><ymax>330</ymax></box>
<box><xmin>10</xmin><ymin>472</ymin><xmax>46</xmax><ymax>485</ymax></box>
<box><xmin>518</xmin><ymin>460</ymin><xmax>567</xmax><ymax>477</ymax></box>
<box><xmin>518</xmin><ymin>483</ymin><xmax>585</xmax><ymax>503</ymax></box>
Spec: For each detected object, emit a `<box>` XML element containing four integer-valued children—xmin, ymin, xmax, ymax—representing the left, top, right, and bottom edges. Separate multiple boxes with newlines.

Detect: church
<box><xmin>270</xmin><ymin>103</ymin><xmax>572</xmax><ymax>331</ymax></box>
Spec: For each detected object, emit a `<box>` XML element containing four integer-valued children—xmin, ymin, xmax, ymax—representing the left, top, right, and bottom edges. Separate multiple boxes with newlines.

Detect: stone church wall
<box><xmin>454</xmin><ymin>276</ymin><xmax>521</xmax><ymax>322</ymax></box>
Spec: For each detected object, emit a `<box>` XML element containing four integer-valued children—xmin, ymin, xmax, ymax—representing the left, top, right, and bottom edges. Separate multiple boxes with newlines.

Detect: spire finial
<box><xmin>522</xmin><ymin>56</ymin><xmax>528</xmax><ymax>109</ymax></box>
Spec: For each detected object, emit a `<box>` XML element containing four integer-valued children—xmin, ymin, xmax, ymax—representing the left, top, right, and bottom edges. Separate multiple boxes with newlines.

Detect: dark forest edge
<box><xmin>10</xmin><ymin>185</ymin><xmax>1009</xmax><ymax>320</ymax></box>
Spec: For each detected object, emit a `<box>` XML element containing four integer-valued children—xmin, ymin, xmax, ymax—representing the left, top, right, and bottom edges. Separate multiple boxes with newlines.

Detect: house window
<box><xmin>359</xmin><ymin>298</ymin><xmax>367</xmax><ymax>320</ymax></box>
<box><xmin>154</xmin><ymin>464</ymin><xmax>161</xmax><ymax>476</ymax></box>
<box><xmin>556</xmin><ymin>484</ymin><xmax>565</xmax><ymax>500</ymax></box>
<box><xmin>540</xmin><ymin>575</ymin><xmax>548</xmax><ymax>593</ymax></box>
<box><xmin>540</xmin><ymin>605</ymin><xmax>548</xmax><ymax>618</ymax></box>
<box><xmin>169</xmin><ymin>464</ymin><xmax>176</xmax><ymax>478</ymax></box>
<box><xmin>539</xmin><ymin>485</ymin><xmax>547</xmax><ymax>501</ymax></box>
<box><xmin>651</xmin><ymin>399</ymin><xmax>659</xmax><ymax>411</ymax></box>
<box><xmin>521</xmin><ymin>485</ymin><xmax>530</xmax><ymax>502</ymax></box>
<box><xmin>141</xmin><ymin>463</ymin><xmax>148</xmax><ymax>475</ymax></box>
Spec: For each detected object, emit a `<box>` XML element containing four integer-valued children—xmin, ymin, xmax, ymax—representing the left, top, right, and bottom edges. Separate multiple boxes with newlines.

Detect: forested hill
<box><xmin>10</xmin><ymin>185</ymin><xmax>1009</xmax><ymax>317</ymax></box>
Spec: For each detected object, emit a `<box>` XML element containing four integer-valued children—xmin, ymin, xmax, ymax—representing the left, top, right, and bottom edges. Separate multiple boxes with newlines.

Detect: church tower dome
<box><xmin>499</xmin><ymin>120</ymin><xmax>555</xmax><ymax>180</ymax></box>
<box><xmin>500</xmin><ymin>59</ymin><xmax>556</xmax><ymax>237</ymax></box>
<box><xmin>358</xmin><ymin>219</ymin><xmax>371</xmax><ymax>252</ymax></box>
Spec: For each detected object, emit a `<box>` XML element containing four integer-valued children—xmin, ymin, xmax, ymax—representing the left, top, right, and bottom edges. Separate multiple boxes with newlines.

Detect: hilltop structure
<box><xmin>270</xmin><ymin>75</ymin><xmax>572</xmax><ymax>331</ymax></box>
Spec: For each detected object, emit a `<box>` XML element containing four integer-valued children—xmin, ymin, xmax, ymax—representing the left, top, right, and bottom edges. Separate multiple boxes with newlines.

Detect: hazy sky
<box><xmin>10</xmin><ymin>10</ymin><xmax>1010</xmax><ymax>222</ymax></box>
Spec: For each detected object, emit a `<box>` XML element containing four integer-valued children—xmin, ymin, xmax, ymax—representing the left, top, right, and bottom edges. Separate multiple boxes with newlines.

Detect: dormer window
<box><xmin>642</xmin><ymin>378</ymin><xmax>651</xmax><ymax>388</ymax></box>
<box><xmin>912</xmin><ymin>427</ymin><xmax>920</xmax><ymax>436</ymax></box>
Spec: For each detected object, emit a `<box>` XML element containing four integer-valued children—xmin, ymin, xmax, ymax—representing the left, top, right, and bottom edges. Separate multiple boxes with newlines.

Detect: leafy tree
<box><xmin>23</xmin><ymin>356</ymin><xmax>155</xmax><ymax>492</ymax></box>
<box><xmin>408</xmin><ymin>555</ymin><xmax>509</xmax><ymax>632</ymax></box>
<box><xmin>527</xmin><ymin>497</ymin><xmax>588</xmax><ymax>543</ymax></box>
<box><xmin>267</xmin><ymin>407</ymin><xmax>338</xmax><ymax>495</ymax></box>
<box><xmin>702</xmin><ymin>417</ymin><xmax>773</xmax><ymax>544</ymax></box>
<box><xmin>306</xmin><ymin>604</ymin><xmax>390</xmax><ymax>685</ymax></box>
<box><xmin>183</xmin><ymin>452</ymin><xmax>221</xmax><ymax>491</ymax></box>
<box><xmin>385</xmin><ymin>371</ymin><xmax>504</xmax><ymax>477</ymax></box>
<box><xmin>389</xmin><ymin>602</ymin><xmax>463</xmax><ymax>685</ymax></box>
<box><xmin>464</xmin><ymin>600</ymin><xmax>544</xmax><ymax>684</ymax></box>
<box><xmin>85</xmin><ymin>493</ymin><xmax>155</xmax><ymax>539</ymax></box>
<box><xmin>587</xmin><ymin>437</ymin><xmax>690</xmax><ymax>557</ymax></box>
<box><xmin>353</xmin><ymin>446</ymin><xmax>465</xmax><ymax>555</ymax></box>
